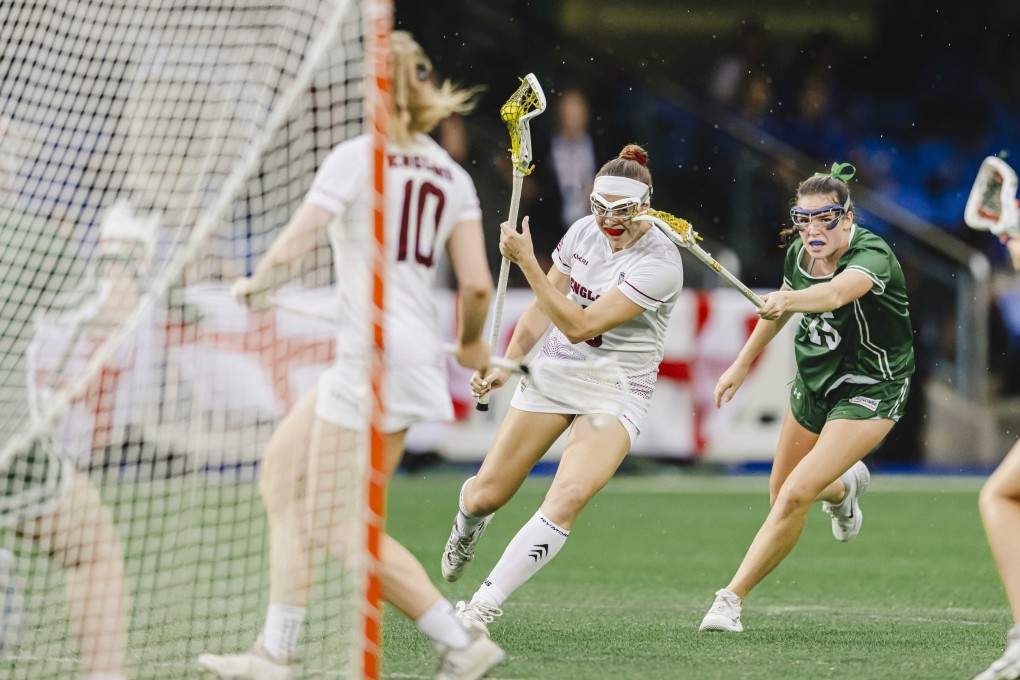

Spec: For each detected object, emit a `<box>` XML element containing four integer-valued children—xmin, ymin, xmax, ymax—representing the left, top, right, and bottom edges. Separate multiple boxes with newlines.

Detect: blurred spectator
<box><xmin>772</xmin><ymin>75</ymin><xmax>850</xmax><ymax>164</ymax></box>
<box><xmin>549</xmin><ymin>89</ymin><xmax>598</xmax><ymax>228</ymax></box>
<box><xmin>707</xmin><ymin>19</ymin><xmax>767</xmax><ymax>108</ymax></box>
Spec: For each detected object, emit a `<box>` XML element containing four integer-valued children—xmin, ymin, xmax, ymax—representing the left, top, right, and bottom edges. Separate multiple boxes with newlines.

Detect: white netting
<box><xmin>0</xmin><ymin>1</ymin><xmax>373</xmax><ymax>677</ymax></box>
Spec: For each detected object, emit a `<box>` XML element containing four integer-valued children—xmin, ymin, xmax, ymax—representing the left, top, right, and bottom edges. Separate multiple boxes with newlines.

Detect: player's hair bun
<box><xmin>619</xmin><ymin>144</ymin><xmax>648</xmax><ymax>167</ymax></box>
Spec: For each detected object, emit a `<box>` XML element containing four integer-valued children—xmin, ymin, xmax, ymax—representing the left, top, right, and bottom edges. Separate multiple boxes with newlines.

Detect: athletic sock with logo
<box><xmin>474</xmin><ymin>510</ymin><xmax>569</xmax><ymax>607</ymax></box>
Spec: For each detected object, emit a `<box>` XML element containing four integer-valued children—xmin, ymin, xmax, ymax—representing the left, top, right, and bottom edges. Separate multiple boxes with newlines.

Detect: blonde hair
<box><xmin>390</xmin><ymin>31</ymin><xmax>480</xmax><ymax>145</ymax></box>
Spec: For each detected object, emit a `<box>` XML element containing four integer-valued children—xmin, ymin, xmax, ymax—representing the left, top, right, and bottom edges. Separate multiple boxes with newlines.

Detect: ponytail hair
<box><xmin>390</xmin><ymin>31</ymin><xmax>481</xmax><ymax>145</ymax></box>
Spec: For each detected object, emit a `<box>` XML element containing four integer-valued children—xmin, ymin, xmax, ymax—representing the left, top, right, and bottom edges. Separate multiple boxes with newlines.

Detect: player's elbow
<box><xmin>562</xmin><ymin>321</ymin><xmax>599</xmax><ymax>345</ymax></box>
<box><xmin>459</xmin><ymin>281</ymin><xmax>492</xmax><ymax>308</ymax></box>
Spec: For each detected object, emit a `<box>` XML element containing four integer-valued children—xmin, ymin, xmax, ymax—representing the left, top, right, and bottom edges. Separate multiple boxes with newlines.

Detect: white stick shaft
<box><xmin>478</xmin><ymin>172</ymin><xmax>524</xmax><ymax>409</ymax></box>
<box><xmin>643</xmin><ymin>217</ymin><xmax>764</xmax><ymax>309</ymax></box>
<box><xmin>687</xmin><ymin>242</ymin><xmax>765</xmax><ymax>308</ymax></box>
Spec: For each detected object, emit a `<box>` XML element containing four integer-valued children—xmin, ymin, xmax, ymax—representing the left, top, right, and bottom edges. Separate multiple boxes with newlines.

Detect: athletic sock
<box><xmin>261</xmin><ymin>603</ymin><xmax>306</xmax><ymax>659</ymax></box>
<box><xmin>455</xmin><ymin>476</ymin><xmax>486</xmax><ymax>535</ymax></box>
<box><xmin>416</xmin><ymin>597</ymin><xmax>471</xmax><ymax>650</ymax></box>
<box><xmin>474</xmin><ymin>510</ymin><xmax>569</xmax><ymax>607</ymax></box>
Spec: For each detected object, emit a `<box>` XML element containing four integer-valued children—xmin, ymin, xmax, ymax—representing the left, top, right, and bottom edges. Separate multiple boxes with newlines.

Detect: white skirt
<box><xmin>508</xmin><ymin>372</ymin><xmax>651</xmax><ymax>446</ymax></box>
<box><xmin>316</xmin><ymin>360</ymin><xmax>453</xmax><ymax>433</ymax></box>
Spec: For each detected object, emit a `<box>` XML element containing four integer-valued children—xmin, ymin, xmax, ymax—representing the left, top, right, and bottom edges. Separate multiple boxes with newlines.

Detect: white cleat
<box><xmin>435</xmin><ymin>627</ymin><xmax>506</xmax><ymax>680</ymax></box>
<box><xmin>699</xmin><ymin>588</ymin><xmax>744</xmax><ymax>632</ymax></box>
<box><xmin>975</xmin><ymin>625</ymin><xmax>1020</xmax><ymax>680</ymax></box>
<box><xmin>441</xmin><ymin>514</ymin><xmax>493</xmax><ymax>582</ymax></box>
<box><xmin>455</xmin><ymin>600</ymin><xmax>503</xmax><ymax>638</ymax></box>
<box><xmin>197</xmin><ymin>643</ymin><xmax>299</xmax><ymax>680</ymax></box>
<box><xmin>822</xmin><ymin>460</ymin><xmax>871</xmax><ymax>542</ymax></box>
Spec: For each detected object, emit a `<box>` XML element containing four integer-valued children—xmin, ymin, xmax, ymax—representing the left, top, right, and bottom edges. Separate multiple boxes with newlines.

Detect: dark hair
<box><xmin>778</xmin><ymin>174</ymin><xmax>854</xmax><ymax>247</ymax></box>
<box><xmin>596</xmin><ymin>144</ymin><xmax>652</xmax><ymax>187</ymax></box>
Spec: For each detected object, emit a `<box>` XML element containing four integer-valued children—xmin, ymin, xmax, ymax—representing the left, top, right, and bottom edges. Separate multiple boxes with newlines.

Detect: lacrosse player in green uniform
<box><xmin>699</xmin><ymin>163</ymin><xmax>915</xmax><ymax>632</ymax></box>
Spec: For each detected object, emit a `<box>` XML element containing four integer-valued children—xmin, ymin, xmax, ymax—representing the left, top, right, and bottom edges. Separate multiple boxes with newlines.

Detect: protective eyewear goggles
<box><xmin>590</xmin><ymin>193</ymin><xmax>643</xmax><ymax>220</ymax></box>
<box><xmin>789</xmin><ymin>198</ymin><xmax>851</xmax><ymax>231</ymax></box>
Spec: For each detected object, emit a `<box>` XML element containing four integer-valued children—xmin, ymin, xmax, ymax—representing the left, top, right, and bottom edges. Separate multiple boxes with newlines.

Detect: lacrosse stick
<box><xmin>443</xmin><ymin>345</ymin><xmax>627</xmax><ymax>429</ymax></box>
<box><xmin>633</xmin><ymin>210</ymin><xmax>765</xmax><ymax>308</ymax></box>
<box><xmin>479</xmin><ymin>73</ymin><xmax>547</xmax><ymax>412</ymax></box>
<box><xmin>965</xmin><ymin>156</ymin><xmax>1020</xmax><ymax>236</ymax></box>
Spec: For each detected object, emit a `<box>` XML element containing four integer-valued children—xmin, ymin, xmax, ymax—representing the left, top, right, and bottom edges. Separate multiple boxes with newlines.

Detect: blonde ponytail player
<box><xmin>197</xmin><ymin>31</ymin><xmax>503</xmax><ymax>680</ymax></box>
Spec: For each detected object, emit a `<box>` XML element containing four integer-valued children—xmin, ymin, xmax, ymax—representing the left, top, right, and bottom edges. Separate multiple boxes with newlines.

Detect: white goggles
<box><xmin>590</xmin><ymin>193</ymin><xmax>644</xmax><ymax>219</ymax></box>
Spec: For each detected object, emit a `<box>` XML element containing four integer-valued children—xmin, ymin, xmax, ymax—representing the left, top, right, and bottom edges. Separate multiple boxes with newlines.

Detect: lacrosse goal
<box><xmin>0</xmin><ymin>0</ymin><xmax>388</xmax><ymax>677</ymax></box>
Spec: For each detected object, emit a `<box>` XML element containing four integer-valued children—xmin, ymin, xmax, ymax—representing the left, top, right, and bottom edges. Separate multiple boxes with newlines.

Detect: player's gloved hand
<box><xmin>471</xmin><ymin>366</ymin><xmax>512</xmax><ymax>399</ymax></box>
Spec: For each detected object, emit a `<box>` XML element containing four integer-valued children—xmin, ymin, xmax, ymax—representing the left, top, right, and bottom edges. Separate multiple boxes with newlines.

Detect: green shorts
<box><xmin>0</xmin><ymin>437</ymin><xmax>70</xmax><ymax>528</ymax></box>
<box><xmin>789</xmin><ymin>373</ymin><xmax>912</xmax><ymax>434</ymax></box>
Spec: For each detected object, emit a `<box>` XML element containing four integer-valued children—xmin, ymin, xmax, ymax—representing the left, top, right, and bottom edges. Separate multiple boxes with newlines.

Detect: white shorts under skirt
<box><xmin>508</xmin><ymin>375</ymin><xmax>650</xmax><ymax>446</ymax></box>
<box><xmin>316</xmin><ymin>361</ymin><xmax>453</xmax><ymax>433</ymax></box>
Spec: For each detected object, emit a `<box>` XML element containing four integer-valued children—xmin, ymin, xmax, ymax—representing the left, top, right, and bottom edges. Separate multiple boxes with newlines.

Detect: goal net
<box><xmin>0</xmin><ymin>0</ymin><xmax>385</xmax><ymax>677</ymax></box>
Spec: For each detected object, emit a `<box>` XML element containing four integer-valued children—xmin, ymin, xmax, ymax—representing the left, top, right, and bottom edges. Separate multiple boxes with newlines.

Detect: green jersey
<box><xmin>783</xmin><ymin>225</ymin><xmax>915</xmax><ymax>395</ymax></box>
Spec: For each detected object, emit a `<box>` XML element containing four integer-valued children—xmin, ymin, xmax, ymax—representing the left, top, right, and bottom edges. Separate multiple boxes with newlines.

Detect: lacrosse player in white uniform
<box><xmin>975</xmin><ymin>203</ymin><xmax>1020</xmax><ymax>679</ymax></box>
<box><xmin>1</xmin><ymin>202</ymin><xmax>152</xmax><ymax>680</ymax></box>
<box><xmin>198</xmin><ymin>32</ymin><xmax>504</xmax><ymax>680</ymax></box>
<box><xmin>439</xmin><ymin>144</ymin><xmax>684</xmax><ymax>636</ymax></box>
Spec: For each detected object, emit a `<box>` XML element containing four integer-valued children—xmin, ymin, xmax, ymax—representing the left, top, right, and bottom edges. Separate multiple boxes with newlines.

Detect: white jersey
<box><xmin>546</xmin><ymin>216</ymin><xmax>683</xmax><ymax>397</ymax></box>
<box><xmin>305</xmin><ymin>133</ymin><xmax>481</xmax><ymax>367</ymax></box>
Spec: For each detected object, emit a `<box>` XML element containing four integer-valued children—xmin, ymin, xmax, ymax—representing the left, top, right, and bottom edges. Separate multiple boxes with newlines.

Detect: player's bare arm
<box><xmin>756</xmin><ymin>269</ymin><xmax>874</xmax><ymax>320</ymax></box>
<box><xmin>715</xmin><ymin>301</ymin><xmax>795</xmax><ymax>408</ymax></box>
<box><xmin>446</xmin><ymin>217</ymin><xmax>493</xmax><ymax>374</ymax></box>
<box><xmin>500</xmin><ymin>216</ymin><xmax>645</xmax><ymax>343</ymax></box>
<box><xmin>1004</xmin><ymin>233</ymin><xmax>1020</xmax><ymax>271</ymax></box>
<box><xmin>231</xmin><ymin>202</ymin><xmax>333</xmax><ymax>305</ymax></box>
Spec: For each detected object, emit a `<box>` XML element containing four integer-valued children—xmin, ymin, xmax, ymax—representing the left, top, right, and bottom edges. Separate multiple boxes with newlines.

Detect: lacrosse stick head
<box><xmin>965</xmin><ymin>156</ymin><xmax>1020</xmax><ymax>236</ymax></box>
<box><xmin>500</xmin><ymin>73</ymin><xmax>547</xmax><ymax>177</ymax></box>
<box><xmin>633</xmin><ymin>209</ymin><xmax>702</xmax><ymax>248</ymax></box>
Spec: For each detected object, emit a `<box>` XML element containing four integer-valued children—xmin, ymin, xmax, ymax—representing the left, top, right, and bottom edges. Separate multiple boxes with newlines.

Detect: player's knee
<box><xmin>774</xmin><ymin>479</ymin><xmax>816</xmax><ymax>511</ymax></box>
<box><xmin>979</xmin><ymin>479</ymin><xmax>1013</xmax><ymax>517</ymax></box>
<box><xmin>543</xmin><ymin>481</ymin><xmax>596</xmax><ymax>522</ymax></box>
<box><xmin>465</xmin><ymin>477</ymin><xmax>512</xmax><ymax>515</ymax></box>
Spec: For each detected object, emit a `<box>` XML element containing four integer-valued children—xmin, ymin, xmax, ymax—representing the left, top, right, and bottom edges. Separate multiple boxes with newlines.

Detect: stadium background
<box><xmin>391</xmin><ymin>0</ymin><xmax>1020</xmax><ymax>470</ymax></box>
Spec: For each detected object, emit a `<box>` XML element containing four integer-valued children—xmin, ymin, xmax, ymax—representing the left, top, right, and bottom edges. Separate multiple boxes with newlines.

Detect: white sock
<box><xmin>474</xmin><ymin>510</ymin><xmax>569</xmax><ymax>607</ymax></box>
<box><xmin>455</xmin><ymin>476</ymin><xmax>486</xmax><ymax>535</ymax></box>
<box><xmin>261</xmin><ymin>603</ymin><xmax>306</xmax><ymax>659</ymax></box>
<box><xmin>83</xmin><ymin>674</ymin><xmax>127</xmax><ymax>680</ymax></box>
<box><xmin>416</xmin><ymin>598</ymin><xmax>471</xmax><ymax>650</ymax></box>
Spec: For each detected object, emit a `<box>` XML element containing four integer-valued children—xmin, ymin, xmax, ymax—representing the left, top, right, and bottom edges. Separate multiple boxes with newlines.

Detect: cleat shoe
<box><xmin>975</xmin><ymin>625</ymin><xmax>1020</xmax><ymax>680</ymax></box>
<box><xmin>455</xmin><ymin>600</ymin><xmax>503</xmax><ymax>638</ymax></box>
<box><xmin>435</xmin><ymin>627</ymin><xmax>506</xmax><ymax>680</ymax></box>
<box><xmin>822</xmin><ymin>460</ymin><xmax>870</xmax><ymax>542</ymax></box>
<box><xmin>699</xmin><ymin>588</ymin><xmax>743</xmax><ymax>632</ymax></box>
<box><xmin>197</xmin><ymin>641</ymin><xmax>299</xmax><ymax>680</ymax></box>
<box><xmin>441</xmin><ymin>514</ymin><xmax>493</xmax><ymax>582</ymax></box>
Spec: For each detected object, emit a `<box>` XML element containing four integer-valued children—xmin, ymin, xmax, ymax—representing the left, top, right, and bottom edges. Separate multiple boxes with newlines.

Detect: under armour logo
<box><xmin>792</xmin><ymin>387</ymin><xmax>802</xmax><ymax>400</ymax></box>
<box><xmin>528</xmin><ymin>544</ymin><xmax>549</xmax><ymax>562</ymax></box>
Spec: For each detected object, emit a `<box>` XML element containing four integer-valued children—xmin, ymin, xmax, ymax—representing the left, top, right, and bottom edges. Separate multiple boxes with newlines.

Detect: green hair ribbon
<box><xmin>814</xmin><ymin>162</ymin><xmax>856</xmax><ymax>182</ymax></box>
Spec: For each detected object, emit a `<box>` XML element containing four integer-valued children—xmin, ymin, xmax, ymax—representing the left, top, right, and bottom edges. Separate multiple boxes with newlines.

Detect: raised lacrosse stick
<box><xmin>478</xmin><ymin>73</ymin><xmax>547</xmax><ymax>412</ymax></box>
<box><xmin>965</xmin><ymin>155</ymin><xmax>1020</xmax><ymax>236</ymax></box>
<box><xmin>633</xmin><ymin>209</ymin><xmax>765</xmax><ymax>308</ymax></box>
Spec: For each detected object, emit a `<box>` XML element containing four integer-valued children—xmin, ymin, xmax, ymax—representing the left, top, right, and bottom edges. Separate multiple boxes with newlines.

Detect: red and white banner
<box><xmin>32</xmin><ymin>283</ymin><xmax>795</xmax><ymax>464</ymax></box>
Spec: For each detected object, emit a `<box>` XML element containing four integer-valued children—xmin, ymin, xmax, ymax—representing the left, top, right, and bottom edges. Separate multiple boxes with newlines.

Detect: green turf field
<box><xmin>1</xmin><ymin>471</ymin><xmax>1012</xmax><ymax>679</ymax></box>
